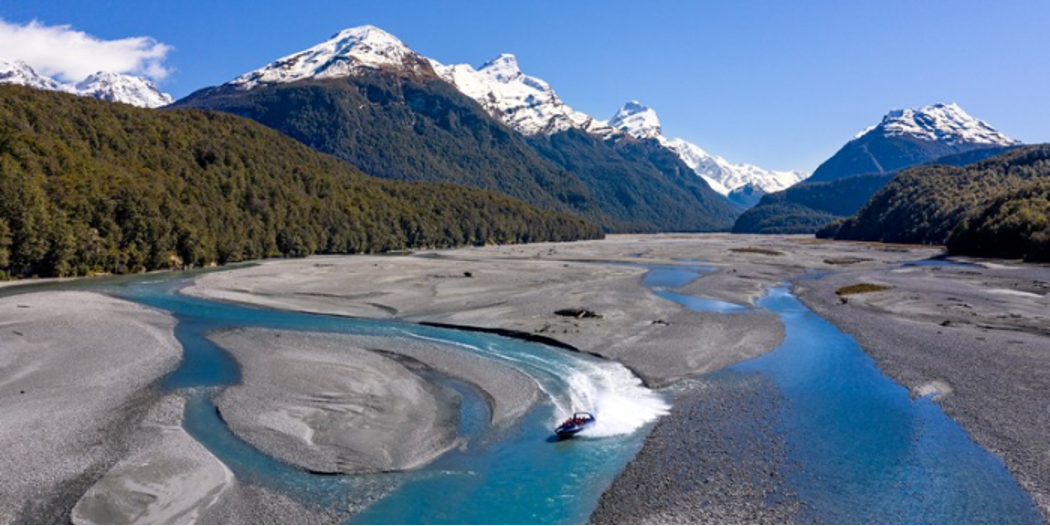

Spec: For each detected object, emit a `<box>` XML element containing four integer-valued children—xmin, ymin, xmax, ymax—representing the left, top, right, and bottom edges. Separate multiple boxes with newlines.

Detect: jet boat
<box><xmin>554</xmin><ymin>412</ymin><xmax>595</xmax><ymax>438</ymax></box>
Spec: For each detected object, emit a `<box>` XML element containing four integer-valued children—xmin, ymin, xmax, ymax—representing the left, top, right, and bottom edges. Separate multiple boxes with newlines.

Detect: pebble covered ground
<box><xmin>591</xmin><ymin>372</ymin><xmax>801</xmax><ymax>524</ymax></box>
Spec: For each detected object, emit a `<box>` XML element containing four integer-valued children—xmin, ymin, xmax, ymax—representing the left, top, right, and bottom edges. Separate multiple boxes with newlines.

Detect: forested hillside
<box><xmin>174</xmin><ymin>72</ymin><xmax>612</xmax><ymax>227</ymax></box>
<box><xmin>0</xmin><ymin>85</ymin><xmax>601</xmax><ymax>278</ymax></box>
<box><xmin>819</xmin><ymin>145</ymin><xmax>1050</xmax><ymax>260</ymax></box>
<box><xmin>947</xmin><ymin>178</ymin><xmax>1050</xmax><ymax>262</ymax></box>
<box><xmin>528</xmin><ymin>129</ymin><xmax>740</xmax><ymax>232</ymax></box>
<box><xmin>733</xmin><ymin>146</ymin><xmax>1017</xmax><ymax>234</ymax></box>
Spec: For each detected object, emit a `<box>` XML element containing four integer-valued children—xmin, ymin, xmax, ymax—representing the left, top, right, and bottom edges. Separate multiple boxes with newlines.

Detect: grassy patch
<box><xmin>836</xmin><ymin>283</ymin><xmax>892</xmax><ymax>296</ymax></box>
<box><xmin>730</xmin><ymin>248</ymin><xmax>784</xmax><ymax>256</ymax></box>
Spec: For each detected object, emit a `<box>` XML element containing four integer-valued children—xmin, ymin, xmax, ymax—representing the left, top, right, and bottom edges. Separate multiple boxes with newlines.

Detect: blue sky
<box><xmin>1</xmin><ymin>0</ymin><xmax>1048</xmax><ymax>172</ymax></box>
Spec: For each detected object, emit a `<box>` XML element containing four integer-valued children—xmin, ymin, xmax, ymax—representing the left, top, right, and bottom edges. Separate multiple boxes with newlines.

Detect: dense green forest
<box><xmin>731</xmin><ymin>201</ymin><xmax>840</xmax><ymax>234</ymax></box>
<box><xmin>819</xmin><ymin>145</ymin><xmax>1050</xmax><ymax>261</ymax></box>
<box><xmin>0</xmin><ymin>85</ymin><xmax>601</xmax><ymax>278</ymax></box>
<box><xmin>528</xmin><ymin>129</ymin><xmax>740</xmax><ymax>232</ymax></box>
<box><xmin>947</xmin><ymin>178</ymin><xmax>1050</xmax><ymax>262</ymax></box>
<box><xmin>175</xmin><ymin>72</ymin><xmax>612</xmax><ymax>227</ymax></box>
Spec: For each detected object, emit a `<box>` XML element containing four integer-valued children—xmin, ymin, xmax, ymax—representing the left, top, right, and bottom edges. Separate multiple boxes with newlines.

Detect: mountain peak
<box><xmin>0</xmin><ymin>60</ymin><xmax>171</xmax><ymax>107</ymax></box>
<box><xmin>610</xmin><ymin>101</ymin><xmax>662</xmax><ymax>139</ymax></box>
<box><xmin>228</xmin><ymin>24</ymin><xmax>429</xmax><ymax>89</ymax></box>
<box><xmin>0</xmin><ymin>60</ymin><xmax>71</xmax><ymax>92</ymax></box>
<box><xmin>621</xmin><ymin>100</ymin><xmax>650</xmax><ymax>113</ymax></box>
<box><xmin>861</xmin><ymin>102</ymin><xmax>1019</xmax><ymax>147</ymax></box>
<box><xmin>75</xmin><ymin>71</ymin><xmax>173</xmax><ymax>108</ymax></box>
<box><xmin>478</xmin><ymin>53</ymin><xmax>521</xmax><ymax>82</ymax></box>
<box><xmin>608</xmin><ymin>101</ymin><xmax>806</xmax><ymax>196</ymax></box>
<box><xmin>432</xmin><ymin>53</ymin><xmax>610</xmax><ymax>137</ymax></box>
<box><xmin>324</xmin><ymin>25</ymin><xmax>411</xmax><ymax>57</ymax></box>
<box><xmin>329</xmin><ymin>24</ymin><xmax>398</xmax><ymax>42</ymax></box>
<box><xmin>812</xmin><ymin>103</ymin><xmax>1020</xmax><ymax>183</ymax></box>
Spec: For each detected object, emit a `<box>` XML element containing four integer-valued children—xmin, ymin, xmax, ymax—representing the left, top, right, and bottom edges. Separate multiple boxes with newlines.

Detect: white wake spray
<box><xmin>555</xmin><ymin>362</ymin><xmax>670</xmax><ymax>438</ymax></box>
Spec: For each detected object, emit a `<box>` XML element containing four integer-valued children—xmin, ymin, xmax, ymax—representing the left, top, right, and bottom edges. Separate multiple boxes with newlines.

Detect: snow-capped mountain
<box><xmin>227</xmin><ymin>24</ymin><xmax>611</xmax><ymax>137</ymax></box>
<box><xmin>809</xmin><ymin>103</ymin><xmax>1019</xmax><ymax>182</ymax></box>
<box><xmin>862</xmin><ymin>102</ymin><xmax>1018</xmax><ymax>147</ymax></box>
<box><xmin>213</xmin><ymin>24</ymin><xmax>807</xmax><ymax>200</ymax></box>
<box><xmin>609</xmin><ymin>101</ymin><xmax>662</xmax><ymax>140</ymax></box>
<box><xmin>610</xmin><ymin>101</ymin><xmax>807</xmax><ymax>197</ymax></box>
<box><xmin>75</xmin><ymin>72</ymin><xmax>173</xmax><ymax>108</ymax></box>
<box><xmin>228</xmin><ymin>25</ymin><xmax>432</xmax><ymax>90</ymax></box>
<box><xmin>666</xmin><ymin>137</ymin><xmax>807</xmax><ymax>196</ymax></box>
<box><xmin>431</xmin><ymin>53</ymin><xmax>612</xmax><ymax>136</ymax></box>
<box><xmin>0</xmin><ymin>60</ymin><xmax>172</xmax><ymax>108</ymax></box>
<box><xmin>0</xmin><ymin>60</ymin><xmax>71</xmax><ymax>93</ymax></box>
<box><xmin>432</xmin><ymin>55</ymin><xmax>806</xmax><ymax>197</ymax></box>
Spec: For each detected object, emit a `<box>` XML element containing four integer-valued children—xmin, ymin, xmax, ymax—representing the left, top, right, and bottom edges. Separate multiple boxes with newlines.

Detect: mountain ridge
<box><xmin>734</xmin><ymin>103</ymin><xmax>1021</xmax><ymax>233</ymax></box>
<box><xmin>246</xmin><ymin>25</ymin><xmax>804</xmax><ymax>201</ymax></box>
<box><xmin>808</xmin><ymin>102</ymin><xmax>1019</xmax><ymax>183</ymax></box>
<box><xmin>0</xmin><ymin>59</ymin><xmax>173</xmax><ymax>108</ymax></box>
<box><xmin>608</xmin><ymin>100</ymin><xmax>808</xmax><ymax>200</ymax></box>
<box><xmin>818</xmin><ymin>145</ymin><xmax>1050</xmax><ymax>257</ymax></box>
<box><xmin>176</xmin><ymin>25</ymin><xmax>750</xmax><ymax>232</ymax></box>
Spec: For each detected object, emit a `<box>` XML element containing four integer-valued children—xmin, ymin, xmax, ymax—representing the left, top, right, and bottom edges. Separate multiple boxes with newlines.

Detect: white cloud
<box><xmin>0</xmin><ymin>19</ymin><xmax>172</xmax><ymax>82</ymax></box>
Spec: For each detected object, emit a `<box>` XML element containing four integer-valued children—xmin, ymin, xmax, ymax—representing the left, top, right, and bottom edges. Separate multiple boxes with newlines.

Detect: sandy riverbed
<box><xmin>187</xmin><ymin>234</ymin><xmax>903</xmax><ymax>387</ymax></box>
<box><xmin>71</xmin><ymin>394</ymin><xmax>234</xmax><ymax>524</ymax></box>
<box><xmin>0</xmin><ymin>291</ymin><xmax>181</xmax><ymax>523</ymax></box>
<box><xmin>212</xmin><ymin>328</ymin><xmax>455</xmax><ymax>474</ymax></box>
<box><xmin>4</xmin><ymin>233</ymin><xmax>1048</xmax><ymax>523</ymax></box>
<box><xmin>186</xmin><ymin>233</ymin><xmax>1050</xmax><ymax>522</ymax></box>
<box><xmin>210</xmin><ymin>328</ymin><xmax>537</xmax><ymax>474</ymax></box>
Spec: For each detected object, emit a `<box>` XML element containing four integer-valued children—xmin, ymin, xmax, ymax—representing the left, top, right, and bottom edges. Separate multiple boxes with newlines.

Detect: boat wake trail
<box><xmin>407</xmin><ymin>330</ymin><xmax>669</xmax><ymax>439</ymax></box>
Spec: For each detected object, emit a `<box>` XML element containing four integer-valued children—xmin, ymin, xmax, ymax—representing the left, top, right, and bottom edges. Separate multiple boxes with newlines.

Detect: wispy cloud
<box><xmin>0</xmin><ymin>19</ymin><xmax>172</xmax><ymax>81</ymax></box>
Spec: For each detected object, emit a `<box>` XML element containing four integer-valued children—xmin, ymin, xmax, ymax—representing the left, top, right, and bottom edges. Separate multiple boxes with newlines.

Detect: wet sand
<box><xmin>307</xmin><ymin>333</ymin><xmax>542</xmax><ymax>428</ymax></box>
<box><xmin>72</xmin><ymin>394</ymin><xmax>234</xmax><ymax>524</ymax></box>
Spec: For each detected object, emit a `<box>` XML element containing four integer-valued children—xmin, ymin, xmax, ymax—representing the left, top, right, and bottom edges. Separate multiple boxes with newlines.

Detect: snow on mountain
<box><xmin>609</xmin><ymin>101</ymin><xmax>662</xmax><ymax>140</ymax></box>
<box><xmin>75</xmin><ymin>72</ymin><xmax>173</xmax><ymax>108</ymax></box>
<box><xmin>228</xmin><ymin>25</ymin><xmax>432</xmax><ymax>89</ymax></box>
<box><xmin>0</xmin><ymin>60</ymin><xmax>172</xmax><ymax>108</ymax></box>
<box><xmin>0</xmin><ymin>60</ymin><xmax>72</xmax><ymax>93</ymax></box>
<box><xmin>431</xmin><ymin>53</ymin><xmax>612</xmax><ymax>136</ymax></box>
<box><xmin>857</xmin><ymin>102</ymin><xmax>1019</xmax><ymax>147</ymax></box>
<box><xmin>665</xmin><ymin>137</ymin><xmax>806</xmax><ymax>196</ymax></box>
<box><xmin>609</xmin><ymin>102</ymin><xmax>807</xmax><ymax>196</ymax></box>
<box><xmin>222</xmin><ymin>24</ymin><xmax>609</xmax><ymax>135</ymax></box>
